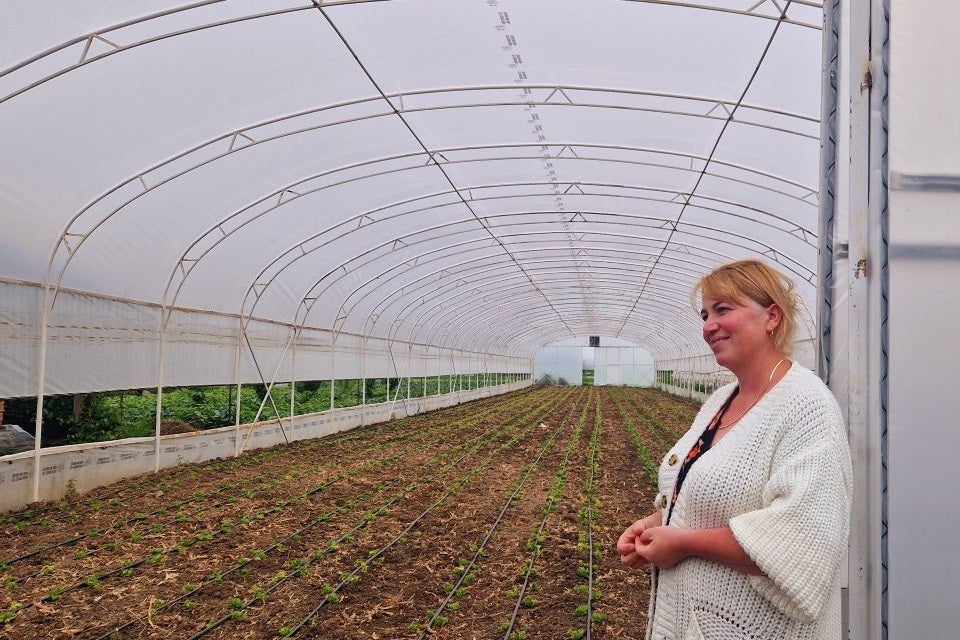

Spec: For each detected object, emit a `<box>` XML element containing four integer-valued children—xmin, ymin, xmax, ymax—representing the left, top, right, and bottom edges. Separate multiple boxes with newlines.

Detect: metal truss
<box><xmin>1</xmin><ymin>0</ymin><xmax>824</xmax><ymax>105</ymax></box>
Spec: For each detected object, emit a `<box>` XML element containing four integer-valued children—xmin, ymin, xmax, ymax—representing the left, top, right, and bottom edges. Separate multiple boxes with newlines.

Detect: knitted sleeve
<box><xmin>728</xmin><ymin>392</ymin><xmax>851</xmax><ymax>624</ymax></box>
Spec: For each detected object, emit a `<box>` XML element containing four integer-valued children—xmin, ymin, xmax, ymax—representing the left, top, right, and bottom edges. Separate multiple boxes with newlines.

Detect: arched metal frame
<box><xmin>1</xmin><ymin>0</ymin><xmax>827</xmax><ymax>499</ymax></box>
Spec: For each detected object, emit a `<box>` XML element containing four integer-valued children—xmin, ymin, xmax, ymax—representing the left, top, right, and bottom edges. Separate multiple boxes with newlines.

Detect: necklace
<box><xmin>716</xmin><ymin>358</ymin><xmax>788</xmax><ymax>430</ymax></box>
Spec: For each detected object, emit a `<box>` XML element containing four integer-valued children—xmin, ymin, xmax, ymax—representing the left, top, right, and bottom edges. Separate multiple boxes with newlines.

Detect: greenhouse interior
<box><xmin>0</xmin><ymin>1</ymin><xmax>956</xmax><ymax>638</ymax></box>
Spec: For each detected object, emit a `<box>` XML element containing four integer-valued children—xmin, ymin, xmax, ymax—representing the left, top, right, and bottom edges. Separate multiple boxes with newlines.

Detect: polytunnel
<box><xmin>1</xmin><ymin>1</ymin><xmax>957</xmax><ymax>638</ymax></box>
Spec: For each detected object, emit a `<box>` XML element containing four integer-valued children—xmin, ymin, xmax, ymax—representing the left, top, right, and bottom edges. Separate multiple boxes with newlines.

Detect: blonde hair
<box><xmin>692</xmin><ymin>259</ymin><xmax>800</xmax><ymax>356</ymax></box>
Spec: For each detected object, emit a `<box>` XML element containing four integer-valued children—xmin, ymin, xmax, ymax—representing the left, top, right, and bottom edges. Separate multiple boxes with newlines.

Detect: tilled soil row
<box><xmin>0</xmin><ymin>387</ymin><xmax>700</xmax><ymax>639</ymax></box>
<box><xmin>214</xmin><ymin>388</ymin><xmax>586</xmax><ymax>639</ymax></box>
<box><xmin>2</xmin><ymin>386</ymin><xmax>546</xmax><ymax>552</ymax></box>
<box><xmin>5</xmin><ymin>387</ymin><xmax>563</xmax><ymax>635</ymax></box>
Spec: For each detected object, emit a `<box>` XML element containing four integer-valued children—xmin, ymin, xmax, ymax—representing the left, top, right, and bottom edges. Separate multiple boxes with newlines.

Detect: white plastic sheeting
<box><xmin>0</xmin><ymin>0</ymin><xmax>824</xmax><ymax>401</ymax></box>
<box><xmin>533</xmin><ymin>346</ymin><xmax>583</xmax><ymax>386</ymax></box>
<box><xmin>594</xmin><ymin>347</ymin><xmax>655</xmax><ymax>386</ymax></box>
<box><xmin>884</xmin><ymin>3</ymin><xmax>960</xmax><ymax>637</ymax></box>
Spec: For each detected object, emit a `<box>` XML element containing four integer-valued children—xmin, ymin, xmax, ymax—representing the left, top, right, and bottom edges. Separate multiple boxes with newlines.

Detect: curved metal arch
<box><xmin>365</xmin><ymin>249</ymin><xmax>714</xmax><ymax>336</ymax></box>
<box><xmin>312</xmin><ymin>236</ymin><xmax>704</xmax><ymax>335</ymax></box>
<box><xmin>1</xmin><ymin>0</ymin><xmax>822</xmax><ymax>93</ymax></box>
<box><xmin>171</xmin><ymin>168</ymin><xmax>814</xmax><ymax>327</ymax></box>
<box><xmin>307</xmin><ymin>233</ymin><xmax>804</xmax><ymax>347</ymax></box>
<box><xmin>323</xmin><ymin>0</ymin><xmax>824</xmax><ymax>30</ymax></box>
<box><xmin>1</xmin><ymin>4</ymin><xmax>315</xmax><ymax>103</ymax></box>
<box><xmin>288</xmin><ymin>193</ymin><xmax>816</xmax><ymax>329</ymax></box>
<box><xmin>49</xmin><ymin>104</ymin><xmax>819</xmax><ymax>315</ymax></box>
<box><xmin>168</xmin><ymin>135</ymin><xmax>820</xmax><ymax>321</ymax></box>
<box><xmin>416</xmin><ymin>281</ymin><xmax>703</xmax><ymax>353</ymax></box>
<box><xmin>418</xmin><ymin>296</ymin><xmax>698</xmax><ymax>356</ymax></box>
<box><xmin>374</xmin><ymin>257</ymin><xmax>711</xmax><ymax>340</ymax></box>
<box><xmin>38</xmin><ymin>71</ymin><xmax>820</xmax><ymax>293</ymax></box>
<box><xmin>406</xmin><ymin>268</ymin><xmax>703</xmax><ymax>339</ymax></box>
<box><xmin>338</xmin><ymin>233</ymin><xmax>721</xmax><ymax>327</ymax></box>
<box><xmin>389</xmin><ymin>100</ymin><xmax>818</xmax><ymax>143</ymax></box>
<box><xmin>228</xmin><ymin>149</ymin><xmax>819</xmax><ymax>320</ymax></box>
<box><xmin>216</xmin><ymin>149</ymin><xmax>795</xmax><ymax>318</ymax></box>
<box><xmin>402</xmin><ymin>268</ymin><xmax>702</xmax><ymax>340</ymax></box>
<box><xmin>51</xmin><ymin>126</ymin><xmax>816</xmax><ymax>321</ymax></box>
<box><xmin>443</xmin><ymin>303</ymin><xmax>693</xmax><ymax>354</ymax></box>
<box><xmin>297</xmin><ymin>218</ymin><xmax>811</xmax><ymax>334</ymax></box>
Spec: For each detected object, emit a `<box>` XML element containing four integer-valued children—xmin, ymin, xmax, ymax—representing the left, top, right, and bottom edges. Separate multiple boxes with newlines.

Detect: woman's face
<box><xmin>700</xmin><ymin>294</ymin><xmax>774</xmax><ymax>371</ymax></box>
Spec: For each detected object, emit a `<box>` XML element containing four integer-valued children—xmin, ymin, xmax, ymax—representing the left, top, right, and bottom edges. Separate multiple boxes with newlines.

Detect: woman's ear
<box><xmin>766</xmin><ymin>303</ymin><xmax>783</xmax><ymax>333</ymax></box>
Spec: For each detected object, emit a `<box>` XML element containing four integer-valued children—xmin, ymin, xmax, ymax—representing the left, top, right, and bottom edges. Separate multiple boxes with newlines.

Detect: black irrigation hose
<box><xmin>415</xmin><ymin>392</ymin><xmax>583</xmax><ymax>639</ymax></box>
<box><xmin>2</xmin><ymin>390</ymin><xmax>553</xmax><ymax>633</ymax></box>
<box><xmin>3</xmin><ymin>385</ymin><xmax>538</xmax><ymax>529</ymax></box>
<box><xmin>5</xmin><ymin>438</ymin><xmax>367</xmax><ymax>570</ymax></box>
<box><xmin>585</xmin><ymin>390</ymin><xmax>603</xmax><ymax>640</ymax></box>
<box><xmin>614</xmin><ymin>388</ymin><xmax>684</xmax><ymax>447</ymax></box>
<box><xmin>0</xmin><ymin>387</ymin><xmax>546</xmax><ymax>631</ymax></box>
<box><xmin>101</xmin><ymin>389</ymin><xmax>564</xmax><ymax>640</ymax></box>
<box><xmin>500</xmin><ymin>390</ymin><xmax>588</xmax><ymax>640</ymax></box>
<box><xmin>110</xmin><ymin>409</ymin><xmax>523</xmax><ymax>640</ymax></box>
<box><xmin>278</xmin><ymin>392</ymin><xmax>576</xmax><ymax>640</ymax></box>
<box><xmin>3</xmin><ymin>387</ymin><xmax>548</xmax><ymax>570</ymax></box>
<box><xmin>191</xmin><ymin>396</ymin><xmax>567</xmax><ymax>639</ymax></box>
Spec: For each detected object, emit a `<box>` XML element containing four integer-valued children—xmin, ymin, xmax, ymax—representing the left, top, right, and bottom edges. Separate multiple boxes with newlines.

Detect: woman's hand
<box><xmin>617</xmin><ymin>511</ymin><xmax>662</xmax><ymax>569</ymax></box>
<box><xmin>635</xmin><ymin>526</ymin><xmax>690</xmax><ymax>569</ymax></box>
<box><xmin>635</xmin><ymin>526</ymin><xmax>765</xmax><ymax>575</ymax></box>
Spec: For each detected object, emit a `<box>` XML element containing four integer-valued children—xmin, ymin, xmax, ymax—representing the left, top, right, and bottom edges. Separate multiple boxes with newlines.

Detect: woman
<box><xmin>617</xmin><ymin>259</ymin><xmax>852</xmax><ymax>640</ymax></box>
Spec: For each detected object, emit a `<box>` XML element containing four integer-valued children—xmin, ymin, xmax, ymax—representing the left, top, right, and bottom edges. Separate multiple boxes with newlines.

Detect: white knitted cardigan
<box><xmin>646</xmin><ymin>364</ymin><xmax>852</xmax><ymax>640</ymax></box>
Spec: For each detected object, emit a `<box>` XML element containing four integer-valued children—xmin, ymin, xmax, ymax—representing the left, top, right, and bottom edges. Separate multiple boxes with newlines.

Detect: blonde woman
<box><xmin>618</xmin><ymin>260</ymin><xmax>852</xmax><ymax>640</ymax></box>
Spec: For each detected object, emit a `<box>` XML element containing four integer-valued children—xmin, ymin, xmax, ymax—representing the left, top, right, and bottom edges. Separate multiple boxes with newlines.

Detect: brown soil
<box><xmin>0</xmin><ymin>386</ymin><xmax>694</xmax><ymax>639</ymax></box>
<box><xmin>159</xmin><ymin>420</ymin><xmax>200</xmax><ymax>435</ymax></box>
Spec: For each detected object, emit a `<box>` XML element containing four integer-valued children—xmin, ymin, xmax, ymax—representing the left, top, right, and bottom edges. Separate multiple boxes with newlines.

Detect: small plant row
<box><xmin>173</xmin><ymin>392</ymin><xmax>562</xmax><ymax>639</ymax></box>
<box><xmin>271</xmin><ymin>391</ymin><xmax>580</xmax><ymax>638</ymax></box>
<box><xmin>1</xmin><ymin>385</ymin><xmax>553</xmax><ymax>579</ymax></box>
<box><xmin>3</xmin><ymin>429</ymin><xmax>414</xmax><ymax>593</ymax></box>
<box><xmin>569</xmin><ymin>390</ymin><xmax>605</xmax><ymax>640</ymax></box>
<box><xmin>499</xmin><ymin>390</ymin><xmax>591</xmax><ymax>640</ymax></box>
<box><xmin>8</xmin><ymin>390</ymin><xmax>558</xmax><ymax>632</ymax></box>
<box><xmin>612</xmin><ymin>388</ymin><xmax>685</xmax><ymax>448</ymax></box>
<box><xmin>608</xmin><ymin>391</ymin><xmax>659</xmax><ymax>489</ymax></box>
<box><xmin>411</xmin><ymin>403</ymin><xmax>579</xmax><ymax>638</ymax></box>
<box><xmin>0</xmin><ymin>384</ymin><xmax>542</xmax><ymax>532</ymax></box>
<box><xmin>90</xmin><ymin>388</ymin><xmax>570</xmax><ymax>639</ymax></box>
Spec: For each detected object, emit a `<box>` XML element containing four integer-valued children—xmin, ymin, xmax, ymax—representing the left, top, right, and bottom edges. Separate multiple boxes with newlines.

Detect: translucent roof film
<box><xmin>0</xmin><ymin>0</ymin><xmax>823</xmax><ymax>359</ymax></box>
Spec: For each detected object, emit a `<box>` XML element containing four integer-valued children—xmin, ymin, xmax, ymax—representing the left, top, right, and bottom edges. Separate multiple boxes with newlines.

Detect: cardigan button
<box><xmin>658</xmin><ymin>494</ymin><xmax>668</xmax><ymax>508</ymax></box>
<box><xmin>668</xmin><ymin>454</ymin><xmax>678</xmax><ymax>466</ymax></box>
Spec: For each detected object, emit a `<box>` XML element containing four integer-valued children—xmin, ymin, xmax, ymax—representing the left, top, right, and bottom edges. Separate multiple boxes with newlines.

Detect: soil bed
<box><xmin>0</xmin><ymin>386</ymin><xmax>697</xmax><ymax>639</ymax></box>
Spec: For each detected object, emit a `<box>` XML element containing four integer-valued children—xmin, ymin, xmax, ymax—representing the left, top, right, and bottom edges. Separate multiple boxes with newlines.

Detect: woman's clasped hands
<box><xmin>617</xmin><ymin>511</ymin><xmax>690</xmax><ymax>570</ymax></box>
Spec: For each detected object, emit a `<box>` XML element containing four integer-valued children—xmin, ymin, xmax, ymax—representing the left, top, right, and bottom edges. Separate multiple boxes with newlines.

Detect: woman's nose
<box><xmin>702</xmin><ymin>317</ymin><xmax>719</xmax><ymax>335</ymax></box>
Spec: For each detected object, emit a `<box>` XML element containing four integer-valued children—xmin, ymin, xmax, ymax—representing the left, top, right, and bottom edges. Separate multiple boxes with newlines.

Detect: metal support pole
<box><xmin>234</xmin><ymin>318</ymin><xmax>243</xmax><ymax>457</ymax></box>
<box><xmin>31</xmin><ymin>285</ymin><xmax>54</xmax><ymax>503</ymax></box>
<box><xmin>290</xmin><ymin>328</ymin><xmax>297</xmax><ymax>426</ymax></box>
<box><xmin>330</xmin><ymin>338</ymin><xmax>336</xmax><ymax>413</ymax></box>
<box><xmin>154</xmin><ymin>306</ymin><xmax>167</xmax><ymax>473</ymax></box>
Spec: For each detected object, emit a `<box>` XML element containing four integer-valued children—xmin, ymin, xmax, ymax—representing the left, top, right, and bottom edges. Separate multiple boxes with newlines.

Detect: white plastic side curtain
<box><xmin>0</xmin><ymin>280</ymin><xmax>528</xmax><ymax>399</ymax></box>
<box><xmin>37</xmin><ymin>284</ymin><xmax>161</xmax><ymax>395</ymax></box>
<box><xmin>0</xmin><ymin>280</ymin><xmax>41</xmax><ymax>398</ymax></box>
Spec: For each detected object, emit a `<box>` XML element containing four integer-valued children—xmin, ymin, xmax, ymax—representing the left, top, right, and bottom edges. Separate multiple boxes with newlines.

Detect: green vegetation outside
<box><xmin>1</xmin><ymin>373</ymin><xmax>529</xmax><ymax>449</ymax></box>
